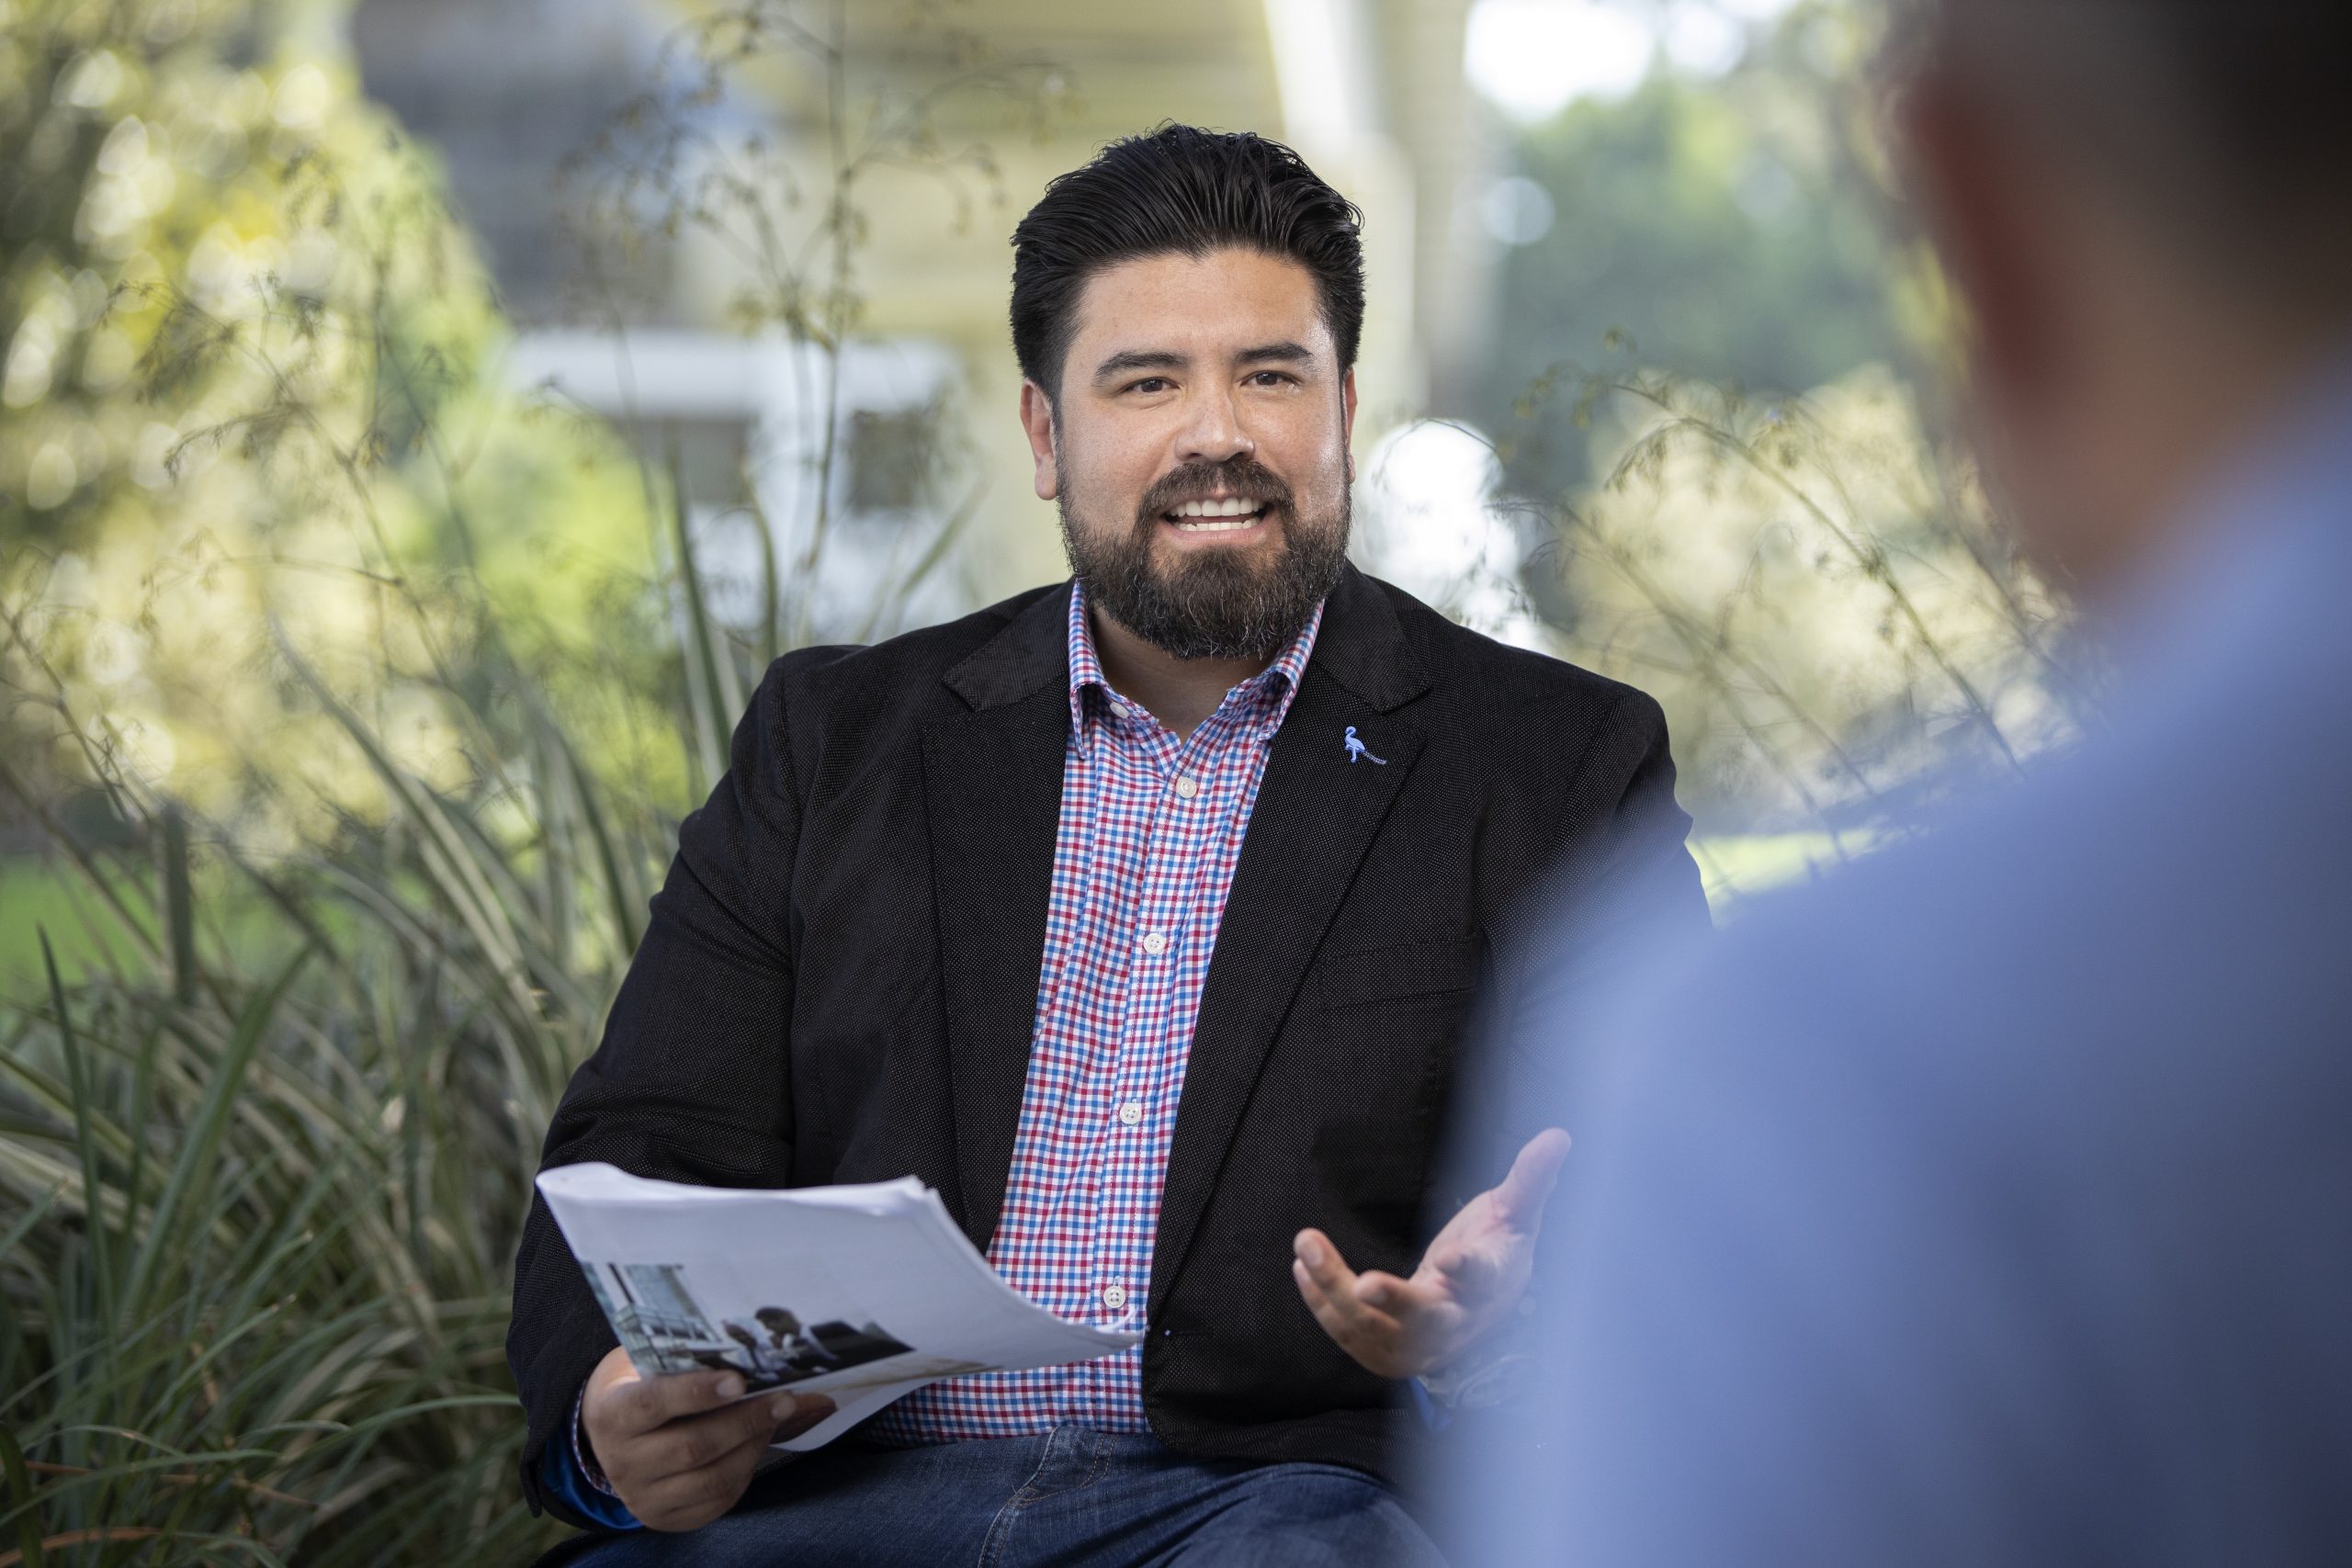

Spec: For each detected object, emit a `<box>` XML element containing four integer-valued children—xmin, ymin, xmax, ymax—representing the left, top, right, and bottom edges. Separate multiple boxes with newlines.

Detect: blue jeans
<box><xmin>568</xmin><ymin>1426</ymin><xmax>1447</xmax><ymax>1567</ymax></box>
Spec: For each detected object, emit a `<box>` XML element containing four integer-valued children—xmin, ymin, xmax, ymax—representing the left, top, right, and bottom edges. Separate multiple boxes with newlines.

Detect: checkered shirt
<box><xmin>869</xmin><ymin>580</ymin><xmax>1323</xmax><ymax>1442</ymax></box>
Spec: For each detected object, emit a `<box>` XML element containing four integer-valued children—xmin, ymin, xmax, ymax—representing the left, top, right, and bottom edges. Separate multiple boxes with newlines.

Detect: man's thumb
<box><xmin>1496</xmin><ymin>1127</ymin><xmax>1572</xmax><ymax>1226</ymax></box>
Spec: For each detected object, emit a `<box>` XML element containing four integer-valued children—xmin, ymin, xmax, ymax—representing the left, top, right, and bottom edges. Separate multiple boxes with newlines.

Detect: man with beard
<box><xmin>508</xmin><ymin>125</ymin><xmax>1704</xmax><ymax>1564</ymax></box>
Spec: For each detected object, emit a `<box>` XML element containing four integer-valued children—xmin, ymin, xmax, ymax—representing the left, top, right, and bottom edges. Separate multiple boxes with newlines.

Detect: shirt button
<box><xmin>1118</xmin><ymin>1100</ymin><xmax>1144</xmax><ymax>1126</ymax></box>
<box><xmin>1108</xmin><ymin>702</ymin><xmax>1130</xmax><ymax>720</ymax></box>
<box><xmin>1140</xmin><ymin>931</ymin><xmax>1169</xmax><ymax>956</ymax></box>
<box><xmin>1172</xmin><ymin>775</ymin><xmax>1200</xmax><ymax>799</ymax></box>
<box><xmin>1101</xmin><ymin>1283</ymin><xmax>1128</xmax><ymax>1310</ymax></box>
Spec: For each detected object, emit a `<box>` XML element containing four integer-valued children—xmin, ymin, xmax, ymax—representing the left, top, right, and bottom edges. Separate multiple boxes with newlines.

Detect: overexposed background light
<box><xmin>1480</xmin><ymin>175</ymin><xmax>1557</xmax><ymax>245</ymax></box>
<box><xmin>1354</xmin><ymin>421</ymin><xmax>1550</xmax><ymax>650</ymax></box>
<box><xmin>1467</xmin><ymin>1</ymin><xmax>1652</xmax><ymax>121</ymax></box>
<box><xmin>1464</xmin><ymin>0</ymin><xmax>1802</xmax><ymax>122</ymax></box>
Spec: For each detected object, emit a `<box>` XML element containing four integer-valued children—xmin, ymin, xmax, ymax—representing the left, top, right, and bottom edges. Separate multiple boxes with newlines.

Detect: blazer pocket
<box><xmin>1312</xmin><ymin>935</ymin><xmax>1486</xmax><ymax>1011</ymax></box>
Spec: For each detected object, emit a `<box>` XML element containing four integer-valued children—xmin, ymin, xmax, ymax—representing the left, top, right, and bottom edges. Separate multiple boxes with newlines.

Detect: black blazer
<box><xmin>508</xmin><ymin>567</ymin><xmax>1703</xmax><ymax>1527</ymax></box>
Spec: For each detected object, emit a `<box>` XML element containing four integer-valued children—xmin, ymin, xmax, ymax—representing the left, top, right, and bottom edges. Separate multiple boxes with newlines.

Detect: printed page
<box><xmin>536</xmin><ymin>1164</ymin><xmax>1142</xmax><ymax>1450</ymax></box>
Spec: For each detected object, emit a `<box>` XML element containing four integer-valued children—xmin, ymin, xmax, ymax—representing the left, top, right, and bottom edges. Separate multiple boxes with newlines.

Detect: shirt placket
<box><xmin>1080</xmin><ymin>705</ymin><xmax>1158</xmax><ymax>1415</ymax></box>
<box><xmin>1114</xmin><ymin>696</ymin><xmax>1258</xmax><ymax>1417</ymax></box>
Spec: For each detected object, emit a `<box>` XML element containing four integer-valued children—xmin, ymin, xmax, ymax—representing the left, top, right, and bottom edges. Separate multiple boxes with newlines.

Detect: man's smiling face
<box><xmin>1022</xmin><ymin>245</ymin><xmax>1359</xmax><ymax>660</ymax></box>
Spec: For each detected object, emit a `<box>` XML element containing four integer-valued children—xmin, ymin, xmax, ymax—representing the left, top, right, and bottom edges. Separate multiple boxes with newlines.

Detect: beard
<box><xmin>1058</xmin><ymin>453</ymin><xmax>1351</xmax><ymax>660</ymax></box>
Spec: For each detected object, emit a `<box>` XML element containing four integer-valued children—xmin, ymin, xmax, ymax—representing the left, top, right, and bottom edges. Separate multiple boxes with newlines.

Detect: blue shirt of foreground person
<box><xmin>1436</xmin><ymin>1</ymin><xmax>2352</xmax><ymax>1563</ymax></box>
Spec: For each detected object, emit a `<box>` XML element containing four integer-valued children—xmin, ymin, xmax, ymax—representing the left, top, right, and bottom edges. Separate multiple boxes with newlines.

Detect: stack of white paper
<box><xmin>536</xmin><ymin>1163</ymin><xmax>1143</xmax><ymax>1450</ymax></box>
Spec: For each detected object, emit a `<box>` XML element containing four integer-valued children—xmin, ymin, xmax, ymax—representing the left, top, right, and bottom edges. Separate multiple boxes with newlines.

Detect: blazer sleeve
<box><xmin>507</xmin><ymin>655</ymin><xmax>813</xmax><ymax>1527</ymax></box>
<box><xmin>1419</xmin><ymin>688</ymin><xmax>1711</xmax><ymax>1450</ymax></box>
<box><xmin>1499</xmin><ymin>686</ymin><xmax>1710</xmax><ymax>1009</ymax></box>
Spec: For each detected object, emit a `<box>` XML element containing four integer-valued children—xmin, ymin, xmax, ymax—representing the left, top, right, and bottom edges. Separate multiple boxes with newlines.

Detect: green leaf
<box><xmin>0</xmin><ymin>1422</ymin><xmax>44</xmax><ymax>1568</ymax></box>
<box><xmin>40</xmin><ymin>931</ymin><xmax>114</xmax><ymax>1334</ymax></box>
<box><xmin>121</xmin><ymin>942</ymin><xmax>313</xmax><ymax>1316</ymax></box>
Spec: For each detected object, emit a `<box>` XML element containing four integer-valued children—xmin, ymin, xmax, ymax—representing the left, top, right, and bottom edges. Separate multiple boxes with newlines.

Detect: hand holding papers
<box><xmin>536</xmin><ymin>1163</ymin><xmax>1143</xmax><ymax>1452</ymax></box>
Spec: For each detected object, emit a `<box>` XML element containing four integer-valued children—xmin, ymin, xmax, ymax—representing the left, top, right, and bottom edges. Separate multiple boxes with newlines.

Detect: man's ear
<box><xmin>1899</xmin><ymin>74</ymin><xmax>2049</xmax><ymax>401</ymax></box>
<box><xmin>1020</xmin><ymin>380</ymin><xmax>1059</xmax><ymax>501</ymax></box>
<box><xmin>1341</xmin><ymin>367</ymin><xmax>1359</xmax><ymax>484</ymax></box>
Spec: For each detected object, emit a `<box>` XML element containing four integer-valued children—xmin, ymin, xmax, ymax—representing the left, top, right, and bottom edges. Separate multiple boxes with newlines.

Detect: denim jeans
<box><xmin>567</xmin><ymin>1426</ymin><xmax>1447</xmax><ymax>1568</ymax></box>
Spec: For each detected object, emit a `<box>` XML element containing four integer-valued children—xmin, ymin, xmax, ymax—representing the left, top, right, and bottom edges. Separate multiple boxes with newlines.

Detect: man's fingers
<box><xmin>771</xmin><ymin>1393</ymin><xmax>837</xmax><ymax>1444</ymax></box>
<box><xmin>1493</xmin><ymin>1127</ymin><xmax>1572</xmax><ymax>1228</ymax></box>
<box><xmin>1350</xmin><ymin>1269</ymin><xmax>1425</xmax><ymax>1314</ymax></box>
<box><xmin>1295</xmin><ymin>1257</ymin><xmax>1419</xmax><ymax>1377</ymax></box>
<box><xmin>1297</xmin><ymin>1235</ymin><xmax>1431</xmax><ymax>1334</ymax></box>
<box><xmin>1294</xmin><ymin>1227</ymin><xmax>1360</xmax><ymax>1296</ymax></box>
<box><xmin>628</xmin><ymin>1390</ymin><xmax>798</xmax><ymax>1485</ymax></box>
<box><xmin>604</xmin><ymin>1367</ymin><xmax>750</xmax><ymax>1439</ymax></box>
<box><xmin>628</xmin><ymin>1418</ymin><xmax>772</xmax><ymax>1531</ymax></box>
<box><xmin>1295</xmin><ymin>1258</ymin><xmax>1404</xmax><ymax>1339</ymax></box>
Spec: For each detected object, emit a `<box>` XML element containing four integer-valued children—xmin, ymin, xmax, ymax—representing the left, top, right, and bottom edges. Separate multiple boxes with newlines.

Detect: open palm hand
<box><xmin>1291</xmin><ymin>1128</ymin><xmax>1570</xmax><ymax>1380</ymax></box>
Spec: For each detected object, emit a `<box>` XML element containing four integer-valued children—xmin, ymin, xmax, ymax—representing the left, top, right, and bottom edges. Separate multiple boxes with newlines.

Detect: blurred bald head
<box><xmin>1887</xmin><ymin>0</ymin><xmax>2352</xmax><ymax>587</ymax></box>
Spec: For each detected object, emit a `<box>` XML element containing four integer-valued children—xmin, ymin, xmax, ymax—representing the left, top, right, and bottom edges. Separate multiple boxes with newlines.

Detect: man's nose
<box><xmin>1174</xmin><ymin>387</ymin><xmax>1255</xmax><ymax>467</ymax></box>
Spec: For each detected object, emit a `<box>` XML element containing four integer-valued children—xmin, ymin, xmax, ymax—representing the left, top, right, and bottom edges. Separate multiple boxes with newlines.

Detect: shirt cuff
<box><xmin>537</xmin><ymin>1382</ymin><xmax>643</xmax><ymax>1531</ymax></box>
<box><xmin>1414</xmin><ymin>1305</ymin><xmax>1540</xmax><ymax>1420</ymax></box>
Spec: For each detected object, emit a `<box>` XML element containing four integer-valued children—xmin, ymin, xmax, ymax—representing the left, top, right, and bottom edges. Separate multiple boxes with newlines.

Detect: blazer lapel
<box><xmin>922</xmin><ymin>586</ymin><xmax>1073</xmax><ymax>1255</ymax></box>
<box><xmin>1150</xmin><ymin>569</ymin><xmax>1431</xmax><ymax>1310</ymax></box>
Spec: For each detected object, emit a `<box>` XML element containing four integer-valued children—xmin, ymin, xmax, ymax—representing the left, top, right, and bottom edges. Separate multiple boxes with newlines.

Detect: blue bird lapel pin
<box><xmin>1342</xmin><ymin>725</ymin><xmax>1387</xmax><ymax>765</ymax></box>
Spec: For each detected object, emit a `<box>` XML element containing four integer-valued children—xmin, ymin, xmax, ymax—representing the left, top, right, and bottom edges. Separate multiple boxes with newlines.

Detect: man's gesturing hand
<box><xmin>1291</xmin><ymin>1127</ymin><xmax>1570</xmax><ymax>1381</ymax></box>
<box><xmin>579</xmin><ymin>1346</ymin><xmax>836</xmax><ymax>1531</ymax></box>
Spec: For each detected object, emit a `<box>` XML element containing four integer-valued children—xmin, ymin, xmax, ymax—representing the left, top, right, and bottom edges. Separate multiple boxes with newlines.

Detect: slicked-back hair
<box><xmin>1010</xmin><ymin>125</ymin><xmax>1366</xmax><ymax>400</ymax></box>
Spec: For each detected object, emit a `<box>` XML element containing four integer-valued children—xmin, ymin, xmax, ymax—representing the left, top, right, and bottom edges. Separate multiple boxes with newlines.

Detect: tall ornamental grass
<box><xmin>2</xmin><ymin>3</ymin><xmax>1058</xmax><ymax>1561</ymax></box>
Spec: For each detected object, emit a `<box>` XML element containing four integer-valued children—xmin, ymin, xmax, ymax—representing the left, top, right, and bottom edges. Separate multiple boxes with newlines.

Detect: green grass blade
<box><xmin>161</xmin><ymin>808</ymin><xmax>198</xmax><ymax>1007</ymax></box>
<box><xmin>40</xmin><ymin>931</ymin><xmax>114</xmax><ymax>1334</ymax></box>
<box><xmin>0</xmin><ymin>1422</ymin><xmax>44</xmax><ymax>1568</ymax></box>
<box><xmin>670</xmin><ymin>439</ymin><xmax>741</xmax><ymax>793</ymax></box>
<box><xmin>119</xmin><ymin>942</ymin><xmax>312</xmax><ymax>1316</ymax></box>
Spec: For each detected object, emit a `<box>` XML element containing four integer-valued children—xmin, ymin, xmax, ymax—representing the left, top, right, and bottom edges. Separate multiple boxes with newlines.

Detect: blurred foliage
<box><xmin>1475</xmin><ymin>0</ymin><xmax>1953</xmax><ymax>503</ymax></box>
<box><xmin>0</xmin><ymin>0</ymin><xmax>689</xmax><ymax>859</ymax></box>
<box><xmin>1440</xmin><ymin>0</ymin><xmax>2082</xmax><ymax>866</ymax></box>
<box><xmin>1531</xmin><ymin>364</ymin><xmax>2085</xmax><ymax>840</ymax></box>
<box><xmin>549</xmin><ymin>0</ymin><xmax>1062</xmax><ymax>657</ymax></box>
<box><xmin>0</xmin><ymin>3</ymin><xmax>673</xmax><ymax>1561</ymax></box>
<box><xmin>1369</xmin><ymin>350</ymin><xmax>2082</xmax><ymax>867</ymax></box>
<box><xmin>0</xmin><ymin>1</ymin><xmax>1060</xmax><ymax>1562</ymax></box>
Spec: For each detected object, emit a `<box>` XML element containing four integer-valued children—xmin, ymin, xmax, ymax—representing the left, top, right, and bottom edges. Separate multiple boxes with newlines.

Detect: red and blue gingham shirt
<box><xmin>870</xmin><ymin>580</ymin><xmax>1324</xmax><ymax>1441</ymax></box>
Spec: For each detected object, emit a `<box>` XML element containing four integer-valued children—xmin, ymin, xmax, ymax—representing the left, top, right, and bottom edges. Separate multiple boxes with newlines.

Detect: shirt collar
<box><xmin>1066</xmin><ymin>578</ymin><xmax>1325</xmax><ymax>751</ymax></box>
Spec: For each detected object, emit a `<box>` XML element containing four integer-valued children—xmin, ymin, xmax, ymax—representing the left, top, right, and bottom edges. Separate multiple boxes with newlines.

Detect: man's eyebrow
<box><xmin>1091</xmin><ymin>341</ymin><xmax>1319</xmax><ymax>384</ymax></box>
<box><xmin>1093</xmin><ymin>348</ymin><xmax>1186</xmax><ymax>383</ymax></box>
<box><xmin>1235</xmin><ymin>341</ymin><xmax>1315</xmax><ymax>366</ymax></box>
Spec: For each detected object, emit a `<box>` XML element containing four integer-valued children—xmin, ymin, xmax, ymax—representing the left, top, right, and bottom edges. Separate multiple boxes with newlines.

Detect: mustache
<box><xmin>1135</xmin><ymin>457</ymin><xmax>1295</xmax><ymax>526</ymax></box>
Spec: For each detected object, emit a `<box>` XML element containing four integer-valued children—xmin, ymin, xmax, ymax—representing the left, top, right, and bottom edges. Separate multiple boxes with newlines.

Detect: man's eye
<box><xmin>1127</xmin><ymin>377</ymin><xmax>1172</xmax><ymax>394</ymax></box>
<box><xmin>1249</xmin><ymin>370</ymin><xmax>1297</xmax><ymax>388</ymax></box>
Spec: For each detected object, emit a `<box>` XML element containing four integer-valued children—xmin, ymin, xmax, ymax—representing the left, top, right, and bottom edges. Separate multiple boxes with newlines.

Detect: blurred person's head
<box><xmin>1889</xmin><ymin>0</ymin><xmax>2352</xmax><ymax>590</ymax></box>
<box><xmin>1010</xmin><ymin>125</ymin><xmax>1363</xmax><ymax>660</ymax></box>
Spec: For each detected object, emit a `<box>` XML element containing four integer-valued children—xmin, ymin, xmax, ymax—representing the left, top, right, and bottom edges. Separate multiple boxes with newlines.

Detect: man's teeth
<box><xmin>1168</xmin><ymin>497</ymin><xmax>1267</xmax><ymax>531</ymax></box>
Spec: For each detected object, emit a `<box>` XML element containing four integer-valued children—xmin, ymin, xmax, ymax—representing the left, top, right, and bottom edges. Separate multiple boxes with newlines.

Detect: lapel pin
<box><xmin>1343</xmin><ymin>726</ymin><xmax>1387</xmax><ymax>765</ymax></box>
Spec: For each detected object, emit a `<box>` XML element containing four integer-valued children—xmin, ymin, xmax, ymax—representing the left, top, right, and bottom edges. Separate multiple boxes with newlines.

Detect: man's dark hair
<box><xmin>1009</xmin><ymin>124</ymin><xmax>1366</xmax><ymax>399</ymax></box>
<box><xmin>1893</xmin><ymin>0</ymin><xmax>2352</xmax><ymax>305</ymax></box>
